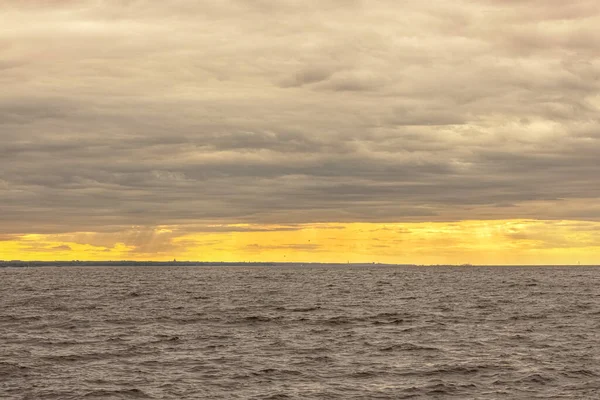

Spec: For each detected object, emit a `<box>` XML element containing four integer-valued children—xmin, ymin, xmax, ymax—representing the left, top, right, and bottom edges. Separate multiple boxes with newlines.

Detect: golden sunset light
<box><xmin>3</xmin><ymin>220</ymin><xmax>599</xmax><ymax>265</ymax></box>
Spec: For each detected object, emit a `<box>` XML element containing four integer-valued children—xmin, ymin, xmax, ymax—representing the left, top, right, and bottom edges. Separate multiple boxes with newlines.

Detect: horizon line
<box><xmin>1</xmin><ymin>260</ymin><xmax>597</xmax><ymax>267</ymax></box>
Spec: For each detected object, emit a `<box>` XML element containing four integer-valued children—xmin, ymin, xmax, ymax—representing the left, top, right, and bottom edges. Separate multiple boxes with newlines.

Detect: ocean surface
<box><xmin>1</xmin><ymin>265</ymin><xmax>599</xmax><ymax>399</ymax></box>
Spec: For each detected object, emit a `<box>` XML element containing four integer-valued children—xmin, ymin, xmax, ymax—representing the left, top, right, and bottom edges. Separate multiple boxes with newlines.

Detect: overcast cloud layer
<box><xmin>1</xmin><ymin>0</ymin><xmax>600</xmax><ymax>234</ymax></box>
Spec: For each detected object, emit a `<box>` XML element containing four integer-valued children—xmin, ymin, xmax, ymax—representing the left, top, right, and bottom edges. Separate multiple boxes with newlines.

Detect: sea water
<box><xmin>1</xmin><ymin>265</ymin><xmax>599</xmax><ymax>399</ymax></box>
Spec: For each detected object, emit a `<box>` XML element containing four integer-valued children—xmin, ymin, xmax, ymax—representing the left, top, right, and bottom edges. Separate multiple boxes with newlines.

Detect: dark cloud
<box><xmin>51</xmin><ymin>245</ymin><xmax>72</xmax><ymax>251</ymax></box>
<box><xmin>1</xmin><ymin>0</ymin><xmax>599</xmax><ymax>235</ymax></box>
<box><xmin>279</xmin><ymin>66</ymin><xmax>337</xmax><ymax>88</ymax></box>
<box><xmin>0</xmin><ymin>234</ymin><xmax>19</xmax><ymax>242</ymax></box>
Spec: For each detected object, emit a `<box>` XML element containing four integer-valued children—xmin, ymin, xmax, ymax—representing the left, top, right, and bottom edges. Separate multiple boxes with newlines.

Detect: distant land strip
<box><xmin>0</xmin><ymin>261</ymin><xmax>414</xmax><ymax>268</ymax></box>
<box><xmin>2</xmin><ymin>261</ymin><xmax>598</xmax><ymax>268</ymax></box>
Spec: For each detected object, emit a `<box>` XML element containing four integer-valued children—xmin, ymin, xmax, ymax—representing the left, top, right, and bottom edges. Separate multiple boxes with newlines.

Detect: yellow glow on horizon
<box><xmin>1</xmin><ymin>219</ymin><xmax>599</xmax><ymax>265</ymax></box>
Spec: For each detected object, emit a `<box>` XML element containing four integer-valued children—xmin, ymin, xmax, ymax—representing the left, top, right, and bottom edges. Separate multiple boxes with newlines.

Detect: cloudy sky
<box><xmin>1</xmin><ymin>0</ymin><xmax>600</xmax><ymax>264</ymax></box>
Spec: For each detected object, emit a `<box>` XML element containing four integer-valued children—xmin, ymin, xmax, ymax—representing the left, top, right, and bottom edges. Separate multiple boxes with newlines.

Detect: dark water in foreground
<box><xmin>1</xmin><ymin>266</ymin><xmax>599</xmax><ymax>399</ymax></box>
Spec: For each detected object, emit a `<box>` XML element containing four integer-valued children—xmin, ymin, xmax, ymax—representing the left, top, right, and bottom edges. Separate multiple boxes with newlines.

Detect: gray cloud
<box><xmin>1</xmin><ymin>0</ymin><xmax>600</xmax><ymax>234</ymax></box>
<box><xmin>51</xmin><ymin>245</ymin><xmax>72</xmax><ymax>251</ymax></box>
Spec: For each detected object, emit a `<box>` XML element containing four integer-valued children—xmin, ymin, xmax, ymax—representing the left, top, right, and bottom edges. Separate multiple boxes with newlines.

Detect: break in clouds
<box><xmin>1</xmin><ymin>0</ymin><xmax>600</xmax><ymax>235</ymax></box>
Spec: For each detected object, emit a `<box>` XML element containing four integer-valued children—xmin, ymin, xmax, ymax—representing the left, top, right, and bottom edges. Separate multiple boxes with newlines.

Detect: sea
<box><xmin>1</xmin><ymin>265</ymin><xmax>599</xmax><ymax>399</ymax></box>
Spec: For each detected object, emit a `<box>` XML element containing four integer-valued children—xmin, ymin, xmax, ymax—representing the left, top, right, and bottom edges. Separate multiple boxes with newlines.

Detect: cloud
<box><xmin>51</xmin><ymin>245</ymin><xmax>72</xmax><ymax>251</ymax></box>
<box><xmin>0</xmin><ymin>234</ymin><xmax>19</xmax><ymax>242</ymax></box>
<box><xmin>279</xmin><ymin>66</ymin><xmax>338</xmax><ymax>88</ymax></box>
<box><xmin>245</xmin><ymin>243</ymin><xmax>322</xmax><ymax>252</ymax></box>
<box><xmin>1</xmin><ymin>0</ymin><xmax>600</xmax><ymax>235</ymax></box>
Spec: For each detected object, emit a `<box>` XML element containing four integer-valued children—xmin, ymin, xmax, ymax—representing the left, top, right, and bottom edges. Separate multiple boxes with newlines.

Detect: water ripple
<box><xmin>1</xmin><ymin>265</ymin><xmax>599</xmax><ymax>399</ymax></box>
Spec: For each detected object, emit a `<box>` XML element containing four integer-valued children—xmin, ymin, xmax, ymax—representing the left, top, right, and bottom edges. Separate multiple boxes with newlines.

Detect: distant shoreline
<box><xmin>0</xmin><ymin>261</ymin><xmax>405</xmax><ymax>268</ymax></box>
<box><xmin>1</xmin><ymin>261</ymin><xmax>597</xmax><ymax>268</ymax></box>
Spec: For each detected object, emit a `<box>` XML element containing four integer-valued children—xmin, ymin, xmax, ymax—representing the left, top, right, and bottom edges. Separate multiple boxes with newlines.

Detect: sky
<box><xmin>1</xmin><ymin>0</ymin><xmax>600</xmax><ymax>264</ymax></box>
